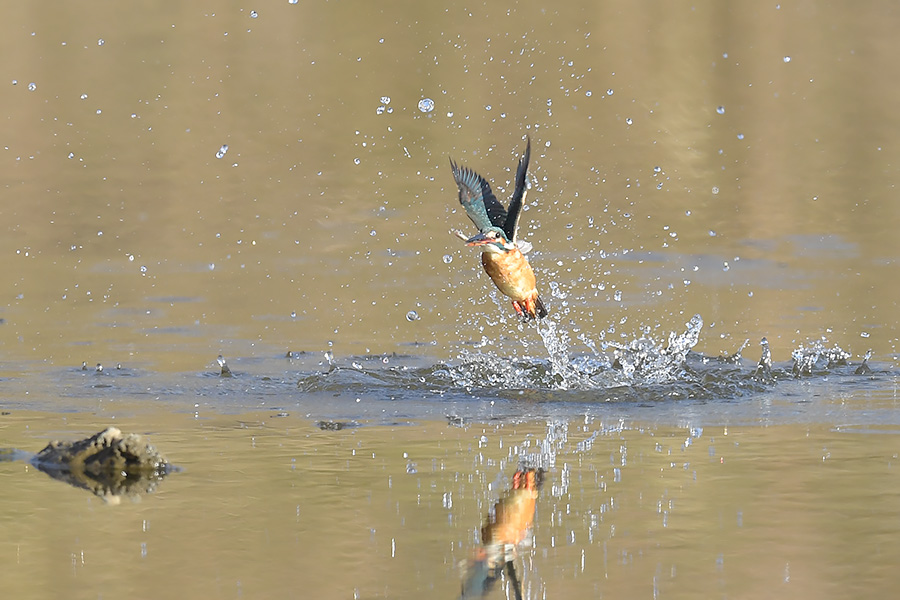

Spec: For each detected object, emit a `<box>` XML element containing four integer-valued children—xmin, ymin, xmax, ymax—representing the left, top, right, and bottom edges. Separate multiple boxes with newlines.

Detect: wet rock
<box><xmin>32</xmin><ymin>427</ymin><xmax>171</xmax><ymax>501</ymax></box>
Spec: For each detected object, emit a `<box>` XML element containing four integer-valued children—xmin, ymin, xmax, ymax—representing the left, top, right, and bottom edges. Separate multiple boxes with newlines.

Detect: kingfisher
<box><xmin>449</xmin><ymin>137</ymin><xmax>548</xmax><ymax>321</ymax></box>
<box><xmin>459</xmin><ymin>467</ymin><xmax>544</xmax><ymax>599</ymax></box>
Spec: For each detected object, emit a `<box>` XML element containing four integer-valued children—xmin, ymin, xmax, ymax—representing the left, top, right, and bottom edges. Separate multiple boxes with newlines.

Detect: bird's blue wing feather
<box><xmin>503</xmin><ymin>137</ymin><xmax>530</xmax><ymax>242</ymax></box>
<box><xmin>450</xmin><ymin>159</ymin><xmax>508</xmax><ymax>232</ymax></box>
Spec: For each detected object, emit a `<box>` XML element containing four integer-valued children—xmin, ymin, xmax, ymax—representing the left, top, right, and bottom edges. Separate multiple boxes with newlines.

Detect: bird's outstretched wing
<box><xmin>503</xmin><ymin>137</ymin><xmax>530</xmax><ymax>243</ymax></box>
<box><xmin>449</xmin><ymin>159</ymin><xmax>508</xmax><ymax>232</ymax></box>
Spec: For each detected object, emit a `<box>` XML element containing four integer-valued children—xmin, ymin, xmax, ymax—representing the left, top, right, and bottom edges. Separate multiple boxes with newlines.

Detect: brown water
<box><xmin>2</xmin><ymin>2</ymin><xmax>900</xmax><ymax>598</ymax></box>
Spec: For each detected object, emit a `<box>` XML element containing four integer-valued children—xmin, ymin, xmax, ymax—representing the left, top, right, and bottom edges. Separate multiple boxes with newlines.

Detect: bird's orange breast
<box><xmin>480</xmin><ymin>249</ymin><xmax>537</xmax><ymax>302</ymax></box>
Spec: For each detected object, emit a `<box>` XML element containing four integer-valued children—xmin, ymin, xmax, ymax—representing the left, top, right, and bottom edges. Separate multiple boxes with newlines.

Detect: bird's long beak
<box><xmin>464</xmin><ymin>232</ymin><xmax>495</xmax><ymax>246</ymax></box>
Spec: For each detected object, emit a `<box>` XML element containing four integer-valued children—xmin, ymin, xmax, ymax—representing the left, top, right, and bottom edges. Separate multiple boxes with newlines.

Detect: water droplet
<box><xmin>27</xmin><ymin>82</ymin><xmax>36</xmax><ymax>91</ymax></box>
<box><xmin>140</xmin><ymin>265</ymin><xmax>148</xmax><ymax>273</ymax></box>
<box><xmin>380</xmin><ymin>96</ymin><xmax>391</xmax><ymax>105</ymax></box>
<box><xmin>860</xmin><ymin>331</ymin><xmax>870</xmax><ymax>338</ymax></box>
<box><xmin>406</xmin><ymin>310</ymin><xmax>419</xmax><ymax>322</ymax></box>
<box><xmin>442</xmin><ymin>254</ymin><xmax>452</xmax><ymax>264</ymax></box>
<box><xmin>250</xmin><ymin>10</ymin><xmax>258</xmax><ymax>18</ymax></box>
<box><xmin>625</xmin><ymin>117</ymin><xmax>633</xmax><ymax>125</ymax></box>
<box><xmin>736</xmin><ymin>133</ymin><xmax>744</xmax><ymax>140</ymax></box>
<box><xmin>712</xmin><ymin>186</ymin><xmax>719</xmax><ymax>195</ymax></box>
<box><xmin>290</xmin><ymin>311</ymin><xmax>297</xmax><ymax>319</ymax></box>
<box><xmin>369</xmin><ymin>229</ymin><xmax>376</xmax><ymax>236</ymax></box>
<box><xmin>354</xmin><ymin>157</ymin><xmax>361</xmax><ymax>165</ymax></box>
<box><xmin>208</xmin><ymin>263</ymin><xmax>215</xmax><ymax>270</ymax></box>
<box><xmin>67</xmin><ymin>152</ymin><xmax>74</xmax><ymax>159</ymax></box>
<box><xmin>80</xmin><ymin>93</ymin><xmax>87</xmax><ymax>100</ymax></box>
<box><xmin>606</xmin><ymin>88</ymin><xmax>614</xmax><ymax>96</ymax></box>
<box><xmin>288</xmin><ymin>0</ymin><xmax>298</xmax><ymax>4</ymax></box>
<box><xmin>375</xmin><ymin>105</ymin><xmax>385</xmax><ymax>115</ymax></box>
<box><xmin>783</xmin><ymin>56</ymin><xmax>791</xmax><ymax>63</ymax></box>
<box><xmin>11</xmin><ymin>79</ymin><xmax>17</xmax><ymax>85</ymax></box>
<box><xmin>716</xmin><ymin>106</ymin><xmax>725</xmax><ymax>115</ymax></box>
<box><xmin>417</xmin><ymin>98</ymin><xmax>434</xmax><ymax>113</ymax></box>
<box><xmin>653</xmin><ymin>166</ymin><xmax>661</xmax><ymax>173</ymax></box>
<box><xmin>98</xmin><ymin>39</ymin><xmax>105</xmax><ymax>46</ymax></box>
<box><xmin>127</xmin><ymin>254</ymin><xmax>134</xmax><ymax>262</ymax></box>
<box><xmin>585</xmin><ymin>90</ymin><xmax>592</xmax><ymax>97</ymax></box>
<box><xmin>709</xmin><ymin>230</ymin><xmax>717</xmax><ymax>237</ymax></box>
<box><xmin>215</xmin><ymin>144</ymin><xmax>228</xmax><ymax>159</ymax></box>
<box><xmin>485</xmin><ymin>104</ymin><xmax>492</xmax><ymax>111</ymax></box>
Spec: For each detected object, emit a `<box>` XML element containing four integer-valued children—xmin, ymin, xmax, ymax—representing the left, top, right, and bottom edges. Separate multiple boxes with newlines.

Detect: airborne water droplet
<box><xmin>215</xmin><ymin>144</ymin><xmax>228</xmax><ymax>159</ymax></box>
<box><xmin>442</xmin><ymin>254</ymin><xmax>452</xmax><ymax>264</ymax></box>
<box><xmin>417</xmin><ymin>98</ymin><xmax>434</xmax><ymax>113</ymax></box>
<box><xmin>406</xmin><ymin>310</ymin><xmax>419</xmax><ymax>322</ymax></box>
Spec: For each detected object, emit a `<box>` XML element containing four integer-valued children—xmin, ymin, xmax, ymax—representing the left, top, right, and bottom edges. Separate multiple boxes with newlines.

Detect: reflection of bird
<box><xmin>460</xmin><ymin>468</ymin><xmax>544</xmax><ymax>600</ymax></box>
<box><xmin>450</xmin><ymin>137</ymin><xmax>548</xmax><ymax>321</ymax></box>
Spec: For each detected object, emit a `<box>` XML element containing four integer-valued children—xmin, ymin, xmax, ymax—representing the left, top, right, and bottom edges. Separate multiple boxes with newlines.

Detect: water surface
<box><xmin>1</xmin><ymin>2</ymin><xmax>899</xmax><ymax>598</ymax></box>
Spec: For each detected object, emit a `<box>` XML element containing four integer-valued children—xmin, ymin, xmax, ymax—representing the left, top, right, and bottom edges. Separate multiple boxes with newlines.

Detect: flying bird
<box><xmin>449</xmin><ymin>137</ymin><xmax>548</xmax><ymax>320</ymax></box>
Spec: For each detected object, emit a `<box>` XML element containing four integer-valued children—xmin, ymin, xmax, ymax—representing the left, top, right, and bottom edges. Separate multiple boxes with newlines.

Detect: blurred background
<box><xmin>1</xmin><ymin>1</ymin><xmax>898</xmax><ymax>370</ymax></box>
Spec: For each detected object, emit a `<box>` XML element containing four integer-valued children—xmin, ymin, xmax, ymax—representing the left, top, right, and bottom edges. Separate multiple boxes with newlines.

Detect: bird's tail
<box><xmin>533</xmin><ymin>295</ymin><xmax>548</xmax><ymax>319</ymax></box>
<box><xmin>514</xmin><ymin>294</ymin><xmax>548</xmax><ymax>321</ymax></box>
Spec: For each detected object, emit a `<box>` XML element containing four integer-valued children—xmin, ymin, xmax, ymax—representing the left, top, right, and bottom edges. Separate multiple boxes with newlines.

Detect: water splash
<box><xmin>791</xmin><ymin>338</ymin><xmax>850</xmax><ymax>375</ymax></box>
<box><xmin>536</xmin><ymin>319</ymin><xmax>579</xmax><ymax>389</ymax></box>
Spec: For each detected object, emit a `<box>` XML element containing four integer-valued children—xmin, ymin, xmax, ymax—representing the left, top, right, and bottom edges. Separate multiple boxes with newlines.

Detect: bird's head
<box><xmin>464</xmin><ymin>227</ymin><xmax>515</xmax><ymax>254</ymax></box>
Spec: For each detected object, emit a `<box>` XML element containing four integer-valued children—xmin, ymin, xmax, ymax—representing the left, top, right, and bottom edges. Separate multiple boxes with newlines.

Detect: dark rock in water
<box><xmin>315</xmin><ymin>420</ymin><xmax>353</xmax><ymax>431</ymax></box>
<box><xmin>32</xmin><ymin>427</ymin><xmax>171</xmax><ymax>502</ymax></box>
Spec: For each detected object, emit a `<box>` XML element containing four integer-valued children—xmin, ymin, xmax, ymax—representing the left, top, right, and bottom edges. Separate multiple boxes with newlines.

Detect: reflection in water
<box><xmin>29</xmin><ymin>427</ymin><xmax>172</xmax><ymax>504</ymax></box>
<box><xmin>460</xmin><ymin>467</ymin><xmax>544</xmax><ymax>600</ymax></box>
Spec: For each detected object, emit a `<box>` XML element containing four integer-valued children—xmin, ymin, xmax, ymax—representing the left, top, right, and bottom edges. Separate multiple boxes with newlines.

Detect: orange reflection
<box><xmin>460</xmin><ymin>467</ymin><xmax>544</xmax><ymax>599</ymax></box>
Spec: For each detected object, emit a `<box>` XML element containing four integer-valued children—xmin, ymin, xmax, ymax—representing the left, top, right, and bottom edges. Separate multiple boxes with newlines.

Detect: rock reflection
<box><xmin>460</xmin><ymin>467</ymin><xmax>544</xmax><ymax>600</ymax></box>
<box><xmin>31</xmin><ymin>427</ymin><xmax>173</xmax><ymax>504</ymax></box>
